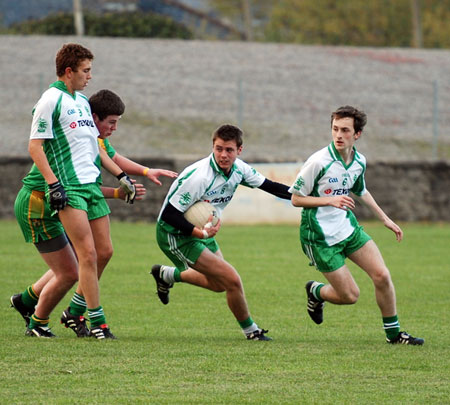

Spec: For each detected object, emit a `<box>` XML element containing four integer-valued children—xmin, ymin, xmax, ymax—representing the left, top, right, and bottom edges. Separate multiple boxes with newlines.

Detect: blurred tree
<box><xmin>422</xmin><ymin>0</ymin><xmax>450</xmax><ymax>48</ymax></box>
<box><xmin>264</xmin><ymin>0</ymin><xmax>413</xmax><ymax>47</ymax></box>
<box><xmin>207</xmin><ymin>0</ymin><xmax>273</xmax><ymax>40</ymax></box>
<box><xmin>6</xmin><ymin>11</ymin><xmax>193</xmax><ymax>39</ymax></box>
<box><xmin>207</xmin><ymin>0</ymin><xmax>449</xmax><ymax>48</ymax></box>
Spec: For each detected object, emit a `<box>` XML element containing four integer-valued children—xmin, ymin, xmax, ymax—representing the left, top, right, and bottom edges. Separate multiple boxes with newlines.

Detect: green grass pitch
<box><xmin>1</xmin><ymin>220</ymin><xmax>449</xmax><ymax>404</ymax></box>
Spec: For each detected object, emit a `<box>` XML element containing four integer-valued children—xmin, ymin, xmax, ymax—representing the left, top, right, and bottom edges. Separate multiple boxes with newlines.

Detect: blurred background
<box><xmin>1</xmin><ymin>0</ymin><xmax>449</xmax><ymax>222</ymax></box>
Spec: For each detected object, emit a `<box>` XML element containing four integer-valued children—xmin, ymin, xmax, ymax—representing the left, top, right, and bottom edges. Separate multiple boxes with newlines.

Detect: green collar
<box><xmin>209</xmin><ymin>153</ymin><xmax>236</xmax><ymax>180</ymax></box>
<box><xmin>328</xmin><ymin>142</ymin><xmax>358</xmax><ymax>170</ymax></box>
<box><xmin>49</xmin><ymin>80</ymin><xmax>76</xmax><ymax>99</ymax></box>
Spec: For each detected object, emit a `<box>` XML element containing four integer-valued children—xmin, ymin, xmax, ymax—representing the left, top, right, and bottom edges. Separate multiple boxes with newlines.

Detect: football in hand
<box><xmin>184</xmin><ymin>201</ymin><xmax>219</xmax><ymax>228</ymax></box>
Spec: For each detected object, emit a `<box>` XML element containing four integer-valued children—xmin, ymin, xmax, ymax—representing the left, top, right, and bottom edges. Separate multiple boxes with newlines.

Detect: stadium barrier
<box><xmin>2</xmin><ymin>157</ymin><xmax>450</xmax><ymax>223</ymax></box>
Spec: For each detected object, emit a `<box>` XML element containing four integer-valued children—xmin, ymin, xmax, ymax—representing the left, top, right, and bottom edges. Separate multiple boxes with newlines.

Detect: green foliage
<box><xmin>6</xmin><ymin>11</ymin><xmax>193</xmax><ymax>39</ymax></box>
<box><xmin>1</xmin><ymin>220</ymin><xmax>449</xmax><ymax>403</ymax></box>
<box><xmin>422</xmin><ymin>0</ymin><xmax>450</xmax><ymax>48</ymax></box>
<box><xmin>208</xmin><ymin>0</ymin><xmax>450</xmax><ymax>48</ymax></box>
<box><xmin>265</xmin><ymin>0</ymin><xmax>413</xmax><ymax>47</ymax></box>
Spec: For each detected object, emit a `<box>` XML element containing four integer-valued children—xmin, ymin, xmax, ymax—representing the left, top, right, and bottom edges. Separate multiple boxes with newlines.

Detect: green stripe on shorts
<box><xmin>156</xmin><ymin>221</ymin><xmax>219</xmax><ymax>272</ymax></box>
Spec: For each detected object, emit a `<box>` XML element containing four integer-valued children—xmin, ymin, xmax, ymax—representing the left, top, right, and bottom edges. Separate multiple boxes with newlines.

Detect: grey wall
<box><xmin>2</xmin><ymin>158</ymin><xmax>449</xmax><ymax>223</ymax></box>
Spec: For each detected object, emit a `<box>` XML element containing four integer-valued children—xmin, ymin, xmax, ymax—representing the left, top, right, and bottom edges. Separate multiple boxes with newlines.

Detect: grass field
<box><xmin>1</xmin><ymin>220</ymin><xmax>449</xmax><ymax>404</ymax></box>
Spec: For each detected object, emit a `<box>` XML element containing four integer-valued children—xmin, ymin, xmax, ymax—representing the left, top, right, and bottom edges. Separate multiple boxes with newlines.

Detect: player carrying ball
<box><xmin>151</xmin><ymin>124</ymin><xmax>291</xmax><ymax>340</ymax></box>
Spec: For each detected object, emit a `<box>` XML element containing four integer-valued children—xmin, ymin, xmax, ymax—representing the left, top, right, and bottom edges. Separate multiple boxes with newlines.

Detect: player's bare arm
<box><xmin>354</xmin><ymin>192</ymin><xmax>403</xmax><ymax>241</ymax></box>
<box><xmin>101</xmin><ymin>183</ymin><xmax>146</xmax><ymax>201</ymax></box>
<box><xmin>28</xmin><ymin>139</ymin><xmax>58</xmax><ymax>184</ymax></box>
<box><xmin>99</xmin><ymin>147</ymin><xmax>124</xmax><ymax>177</ymax></box>
<box><xmin>291</xmin><ymin>193</ymin><xmax>355</xmax><ymax>211</ymax></box>
<box><xmin>112</xmin><ymin>153</ymin><xmax>178</xmax><ymax>186</ymax></box>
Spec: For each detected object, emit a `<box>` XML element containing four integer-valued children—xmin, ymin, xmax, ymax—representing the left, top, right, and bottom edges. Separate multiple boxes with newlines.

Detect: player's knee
<box><xmin>210</xmin><ymin>283</ymin><xmax>226</xmax><ymax>293</ymax></box>
<box><xmin>79</xmin><ymin>246</ymin><xmax>97</xmax><ymax>268</ymax></box>
<box><xmin>372</xmin><ymin>268</ymin><xmax>392</xmax><ymax>289</ymax></box>
<box><xmin>97</xmin><ymin>245</ymin><xmax>113</xmax><ymax>265</ymax></box>
<box><xmin>66</xmin><ymin>268</ymin><xmax>79</xmax><ymax>285</ymax></box>
<box><xmin>223</xmin><ymin>272</ymin><xmax>243</xmax><ymax>292</ymax></box>
<box><xmin>340</xmin><ymin>287</ymin><xmax>359</xmax><ymax>304</ymax></box>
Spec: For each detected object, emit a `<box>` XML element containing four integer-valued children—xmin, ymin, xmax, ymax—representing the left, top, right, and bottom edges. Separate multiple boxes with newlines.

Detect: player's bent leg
<box><xmin>322</xmin><ymin>266</ymin><xmax>360</xmax><ymax>305</ymax></box>
<box><xmin>180</xmin><ymin>248</ymin><xmax>227</xmax><ymax>292</ymax></box>
<box><xmin>348</xmin><ymin>240</ymin><xmax>396</xmax><ymax>316</ymax></box>
<box><xmin>193</xmin><ymin>248</ymin><xmax>248</xmax><ymax>318</ymax></box>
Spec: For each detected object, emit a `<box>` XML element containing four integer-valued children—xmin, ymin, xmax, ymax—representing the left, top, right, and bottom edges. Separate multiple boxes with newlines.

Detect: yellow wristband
<box><xmin>143</xmin><ymin>167</ymin><xmax>149</xmax><ymax>176</ymax></box>
<box><xmin>113</xmin><ymin>188</ymin><xmax>120</xmax><ymax>199</ymax></box>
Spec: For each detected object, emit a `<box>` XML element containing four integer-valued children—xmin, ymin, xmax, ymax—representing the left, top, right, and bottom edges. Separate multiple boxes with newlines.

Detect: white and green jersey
<box><xmin>158</xmin><ymin>153</ymin><xmax>265</xmax><ymax>233</ymax></box>
<box><xmin>289</xmin><ymin>143</ymin><xmax>367</xmax><ymax>247</ymax></box>
<box><xmin>30</xmin><ymin>80</ymin><xmax>100</xmax><ymax>186</ymax></box>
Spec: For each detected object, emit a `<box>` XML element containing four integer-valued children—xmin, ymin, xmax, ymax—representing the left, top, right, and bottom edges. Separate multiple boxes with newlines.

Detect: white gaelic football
<box><xmin>184</xmin><ymin>201</ymin><xmax>219</xmax><ymax>228</ymax></box>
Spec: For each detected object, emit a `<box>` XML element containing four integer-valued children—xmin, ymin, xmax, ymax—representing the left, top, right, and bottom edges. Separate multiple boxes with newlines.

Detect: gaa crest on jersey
<box><xmin>179</xmin><ymin>192</ymin><xmax>192</xmax><ymax>206</ymax></box>
<box><xmin>37</xmin><ymin>118</ymin><xmax>48</xmax><ymax>133</ymax></box>
<box><xmin>293</xmin><ymin>176</ymin><xmax>305</xmax><ymax>191</ymax></box>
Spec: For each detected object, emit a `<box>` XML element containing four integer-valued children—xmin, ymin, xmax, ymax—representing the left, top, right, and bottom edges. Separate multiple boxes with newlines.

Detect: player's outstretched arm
<box><xmin>258</xmin><ymin>179</ymin><xmax>291</xmax><ymax>200</ymax></box>
<box><xmin>291</xmin><ymin>194</ymin><xmax>355</xmax><ymax>211</ymax></box>
<box><xmin>101</xmin><ymin>182</ymin><xmax>146</xmax><ymax>201</ymax></box>
<box><xmin>355</xmin><ymin>191</ymin><xmax>403</xmax><ymax>242</ymax></box>
<box><xmin>113</xmin><ymin>153</ymin><xmax>178</xmax><ymax>186</ymax></box>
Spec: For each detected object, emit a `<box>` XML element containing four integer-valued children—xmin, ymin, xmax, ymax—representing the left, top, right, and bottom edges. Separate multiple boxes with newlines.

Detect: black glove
<box><xmin>47</xmin><ymin>181</ymin><xmax>68</xmax><ymax>211</ymax></box>
<box><xmin>116</xmin><ymin>172</ymin><xmax>136</xmax><ymax>204</ymax></box>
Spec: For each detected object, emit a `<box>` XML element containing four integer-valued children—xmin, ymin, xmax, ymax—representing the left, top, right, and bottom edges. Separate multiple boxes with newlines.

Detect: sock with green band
<box><xmin>21</xmin><ymin>285</ymin><xmax>39</xmax><ymax>309</ymax></box>
<box><xmin>161</xmin><ymin>266</ymin><xmax>182</xmax><ymax>283</ymax></box>
<box><xmin>29</xmin><ymin>314</ymin><xmax>50</xmax><ymax>329</ymax></box>
<box><xmin>312</xmin><ymin>282</ymin><xmax>325</xmax><ymax>302</ymax></box>
<box><xmin>88</xmin><ymin>306</ymin><xmax>106</xmax><ymax>328</ymax></box>
<box><xmin>238</xmin><ymin>316</ymin><xmax>259</xmax><ymax>334</ymax></box>
<box><xmin>383</xmin><ymin>315</ymin><xmax>400</xmax><ymax>340</ymax></box>
<box><xmin>69</xmin><ymin>292</ymin><xmax>87</xmax><ymax>316</ymax></box>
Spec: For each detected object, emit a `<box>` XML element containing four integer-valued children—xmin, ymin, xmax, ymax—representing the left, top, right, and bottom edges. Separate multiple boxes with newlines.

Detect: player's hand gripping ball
<box><xmin>184</xmin><ymin>201</ymin><xmax>219</xmax><ymax>228</ymax></box>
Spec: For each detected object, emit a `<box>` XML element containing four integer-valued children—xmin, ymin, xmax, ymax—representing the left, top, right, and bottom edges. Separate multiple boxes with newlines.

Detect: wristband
<box><xmin>202</xmin><ymin>230</ymin><xmax>209</xmax><ymax>239</ymax></box>
<box><xmin>143</xmin><ymin>167</ymin><xmax>149</xmax><ymax>176</ymax></box>
<box><xmin>113</xmin><ymin>188</ymin><xmax>120</xmax><ymax>199</ymax></box>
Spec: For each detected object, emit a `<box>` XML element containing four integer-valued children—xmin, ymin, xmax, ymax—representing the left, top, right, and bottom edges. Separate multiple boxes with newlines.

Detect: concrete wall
<box><xmin>2</xmin><ymin>157</ymin><xmax>450</xmax><ymax>223</ymax></box>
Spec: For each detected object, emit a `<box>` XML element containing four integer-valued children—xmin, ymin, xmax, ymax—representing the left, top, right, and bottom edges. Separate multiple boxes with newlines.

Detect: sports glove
<box><xmin>47</xmin><ymin>181</ymin><xmax>68</xmax><ymax>211</ymax></box>
<box><xmin>117</xmin><ymin>172</ymin><xmax>136</xmax><ymax>204</ymax></box>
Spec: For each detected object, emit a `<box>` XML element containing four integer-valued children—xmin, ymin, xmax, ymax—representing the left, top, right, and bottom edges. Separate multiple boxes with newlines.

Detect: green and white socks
<box><xmin>383</xmin><ymin>315</ymin><xmax>400</xmax><ymax>340</ymax></box>
<box><xmin>160</xmin><ymin>265</ymin><xmax>181</xmax><ymax>284</ymax></box>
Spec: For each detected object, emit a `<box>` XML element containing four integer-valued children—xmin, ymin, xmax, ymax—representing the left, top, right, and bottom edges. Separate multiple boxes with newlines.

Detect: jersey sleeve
<box><xmin>167</xmin><ymin>168</ymin><xmax>207</xmax><ymax>213</ymax></box>
<box><xmin>30</xmin><ymin>93</ymin><xmax>58</xmax><ymax>140</ymax></box>
<box><xmin>98</xmin><ymin>138</ymin><xmax>116</xmax><ymax>158</ymax></box>
<box><xmin>239</xmin><ymin>162</ymin><xmax>265</xmax><ymax>188</ymax></box>
<box><xmin>289</xmin><ymin>158</ymin><xmax>322</xmax><ymax>196</ymax></box>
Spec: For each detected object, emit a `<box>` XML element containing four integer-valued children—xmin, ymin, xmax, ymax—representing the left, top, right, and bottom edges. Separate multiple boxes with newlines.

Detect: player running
<box><xmin>151</xmin><ymin>124</ymin><xmax>291</xmax><ymax>340</ymax></box>
<box><xmin>289</xmin><ymin>105</ymin><xmax>424</xmax><ymax>345</ymax></box>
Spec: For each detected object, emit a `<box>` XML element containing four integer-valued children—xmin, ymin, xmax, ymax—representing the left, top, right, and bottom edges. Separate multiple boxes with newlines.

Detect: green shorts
<box><xmin>156</xmin><ymin>222</ymin><xmax>219</xmax><ymax>272</ymax></box>
<box><xmin>63</xmin><ymin>183</ymin><xmax>110</xmax><ymax>220</ymax></box>
<box><xmin>301</xmin><ymin>226</ymin><xmax>372</xmax><ymax>273</ymax></box>
<box><xmin>14</xmin><ymin>186</ymin><xmax>64</xmax><ymax>243</ymax></box>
